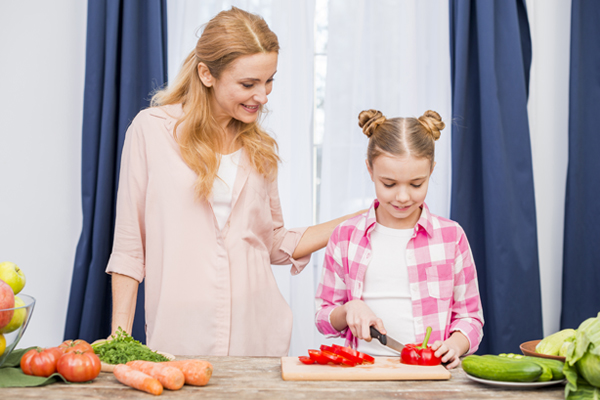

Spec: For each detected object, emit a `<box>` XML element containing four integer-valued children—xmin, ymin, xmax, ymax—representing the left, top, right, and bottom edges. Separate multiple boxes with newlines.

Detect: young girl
<box><xmin>315</xmin><ymin>109</ymin><xmax>484</xmax><ymax>369</ymax></box>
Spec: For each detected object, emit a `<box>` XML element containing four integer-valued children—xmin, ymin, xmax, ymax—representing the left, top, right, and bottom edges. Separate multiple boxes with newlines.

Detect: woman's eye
<box><xmin>241</xmin><ymin>83</ymin><xmax>254</xmax><ymax>88</ymax></box>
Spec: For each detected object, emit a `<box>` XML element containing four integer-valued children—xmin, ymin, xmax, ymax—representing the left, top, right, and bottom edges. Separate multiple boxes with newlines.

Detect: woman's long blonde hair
<box><xmin>151</xmin><ymin>7</ymin><xmax>280</xmax><ymax>200</ymax></box>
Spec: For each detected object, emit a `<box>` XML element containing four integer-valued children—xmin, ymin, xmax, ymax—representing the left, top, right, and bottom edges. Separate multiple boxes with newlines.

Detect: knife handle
<box><xmin>370</xmin><ymin>326</ymin><xmax>387</xmax><ymax>346</ymax></box>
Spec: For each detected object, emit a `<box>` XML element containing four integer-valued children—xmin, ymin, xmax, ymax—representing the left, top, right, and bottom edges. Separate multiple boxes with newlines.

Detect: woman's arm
<box><xmin>110</xmin><ymin>273</ymin><xmax>139</xmax><ymax>335</ymax></box>
<box><xmin>292</xmin><ymin>209</ymin><xmax>366</xmax><ymax>259</ymax></box>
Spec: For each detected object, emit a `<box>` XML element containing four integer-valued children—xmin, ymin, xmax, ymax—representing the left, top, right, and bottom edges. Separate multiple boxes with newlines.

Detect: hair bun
<box><xmin>417</xmin><ymin>110</ymin><xmax>445</xmax><ymax>141</ymax></box>
<box><xmin>358</xmin><ymin>109</ymin><xmax>386</xmax><ymax>138</ymax></box>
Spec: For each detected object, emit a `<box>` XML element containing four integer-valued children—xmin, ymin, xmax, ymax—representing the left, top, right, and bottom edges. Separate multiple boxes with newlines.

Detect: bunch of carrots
<box><xmin>114</xmin><ymin>359</ymin><xmax>213</xmax><ymax>395</ymax></box>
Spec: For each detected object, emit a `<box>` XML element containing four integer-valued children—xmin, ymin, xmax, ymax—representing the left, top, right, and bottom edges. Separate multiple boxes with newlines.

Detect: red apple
<box><xmin>0</xmin><ymin>280</ymin><xmax>15</xmax><ymax>330</ymax></box>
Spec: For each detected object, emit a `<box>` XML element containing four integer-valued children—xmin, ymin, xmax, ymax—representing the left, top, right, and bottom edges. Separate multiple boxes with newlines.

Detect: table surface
<box><xmin>1</xmin><ymin>356</ymin><xmax>566</xmax><ymax>400</ymax></box>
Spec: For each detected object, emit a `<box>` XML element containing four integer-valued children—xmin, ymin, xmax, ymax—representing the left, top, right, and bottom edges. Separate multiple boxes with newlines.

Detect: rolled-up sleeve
<box><xmin>105</xmin><ymin>117</ymin><xmax>148</xmax><ymax>283</ymax></box>
<box><xmin>449</xmin><ymin>228</ymin><xmax>484</xmax><ymax>354</ymax></box>
<box><xmin>315</xmin><ymin>226</ymin><xmax>349</xmax><ymax>338</ymax></box>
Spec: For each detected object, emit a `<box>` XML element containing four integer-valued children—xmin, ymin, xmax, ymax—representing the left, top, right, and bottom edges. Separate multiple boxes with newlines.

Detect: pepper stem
<box><xmin>420</xmin><ymin>326</ymin><xmax>433</xmax><ymax>349</ymax></box>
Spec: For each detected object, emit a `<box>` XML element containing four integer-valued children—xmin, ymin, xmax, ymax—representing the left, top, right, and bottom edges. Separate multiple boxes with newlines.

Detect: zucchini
<box><xmin>484</xmin><ymin>355</ymin><xmax>552</xmax><ymax>381</ymax></box>
<box><xmin>496</xmin><ymin>353</ymin><xmax>565</xmax><ymax>380</ymax></box>
<box><xmin>462</xmin><ymin>355</ymin><xmax>543</xmax><ymax>382</ymax></box>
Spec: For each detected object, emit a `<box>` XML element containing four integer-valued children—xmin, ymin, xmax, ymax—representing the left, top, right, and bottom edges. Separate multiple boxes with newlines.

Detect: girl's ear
<box><xmin>197</xmin><ymin>62</ymin><xmax>214</xmax><ymax>87</ymax></box>
<box><xmin>366</xmin><ymin>159</ymin><xmax>374</xmax><ymax>181</ymax></box>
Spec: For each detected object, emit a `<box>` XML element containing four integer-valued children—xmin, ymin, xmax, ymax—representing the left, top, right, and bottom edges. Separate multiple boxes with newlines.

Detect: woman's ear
<box><xmin>197</xmin><ymin>62</ymin><xmax>214</xmax><ymax>87</ymax></box>
<box><xmin>431</xmin><ymin>161</ymin><xmax>437</xmax><ymax>175</ymax></box>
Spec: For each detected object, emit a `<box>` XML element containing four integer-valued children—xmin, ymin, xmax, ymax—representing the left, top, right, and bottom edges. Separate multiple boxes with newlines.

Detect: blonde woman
<box><xmin>107</xmin><ymin>7</ymin><xmax>360</xmax><ymax>356</ymax></box>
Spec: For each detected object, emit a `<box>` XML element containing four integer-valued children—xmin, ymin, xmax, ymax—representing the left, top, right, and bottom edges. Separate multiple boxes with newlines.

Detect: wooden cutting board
<box><xmin>281</xmin><ymin>356</ymin><xmax>451</xmax><ymax>381</ymax></box>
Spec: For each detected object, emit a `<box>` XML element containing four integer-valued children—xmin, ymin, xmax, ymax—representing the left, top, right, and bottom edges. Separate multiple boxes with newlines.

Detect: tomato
<box><xmin>56</xmin><ymin>351</ymin><xmax>101</xmax><ymax>382</ymax></box>
<box><xmin>59</xmin><ymin>339</ymin><xmax>94</xmax><ymax>354</ymax></box>
<box><xmin>298</xmin><ymin>356</ymin><xmax>315</xmax><ymax>365</ymax></box>
<box><xmin>20</xmin><ymin>347</ymin><xmax>63</xmax><ymax>377</ymax></box>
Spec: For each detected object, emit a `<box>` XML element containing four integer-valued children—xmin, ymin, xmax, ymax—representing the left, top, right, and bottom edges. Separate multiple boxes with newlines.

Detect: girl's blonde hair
<box><xmin>151</xmin><ymin>7</ymin><xmax>280</xmax><ymax>200</ymax></box>
<box><xmin>358</xmin><ymin>109</ymin><xmax>445</xmax><ymax>169</ymax></box>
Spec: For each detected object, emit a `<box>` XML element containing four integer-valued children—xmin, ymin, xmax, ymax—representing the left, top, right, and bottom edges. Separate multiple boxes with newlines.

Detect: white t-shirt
<box><xmin>356</xmin><ymin>223</ymin><xmax>417</xmax><ymax>356</ymax></box>
<box><xmin>212</xmin><ymin>149</ymin><xmax>241</xmax><ymax>230</ymax></box>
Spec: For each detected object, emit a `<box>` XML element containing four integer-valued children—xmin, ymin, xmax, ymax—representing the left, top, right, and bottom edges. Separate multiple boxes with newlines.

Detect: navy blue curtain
<box><xmin>560</xmin><ymin>0</ymin><xmax>600</xmax><ymax>329</ymax></box>
<box><xmin>449</xmin><ymin>0</ymin><xmax>543</xmax><ymax>354</ymax></box>
<box><xmin>64</xmin><ymin>0</ymin><xmax>168</xmax><ymax>344</ymax></box>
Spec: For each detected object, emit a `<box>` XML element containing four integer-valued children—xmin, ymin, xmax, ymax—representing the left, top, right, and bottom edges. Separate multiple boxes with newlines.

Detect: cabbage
<box><xmin>565</xmin><ymin>312</ymin><xmax>600</xmax><ymax>399</ymax></box>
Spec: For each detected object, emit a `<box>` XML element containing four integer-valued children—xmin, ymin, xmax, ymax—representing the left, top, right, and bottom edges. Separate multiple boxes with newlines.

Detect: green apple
<box><xmin>0</xmin><ymin>296</ymin><xmax>25</xmax><ymax>334</ymax></box>
<box><xmin>0</xmin><ymin>262</ymin><xmax>26</xmax><ymax>294</ymax></box>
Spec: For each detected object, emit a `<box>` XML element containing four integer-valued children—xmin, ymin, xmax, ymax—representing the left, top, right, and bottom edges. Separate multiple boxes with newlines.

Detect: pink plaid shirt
<box><xmin>315</xmin><ymin>200</ymin><xmax>484</xmax><ymax>354</ymax></box>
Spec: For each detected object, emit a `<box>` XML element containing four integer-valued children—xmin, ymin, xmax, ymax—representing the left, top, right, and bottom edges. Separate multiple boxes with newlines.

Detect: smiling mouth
<box><xmin>242</xmin><ymin>104</ymin><xmax>259</xmax><ymax>112</ymax></box>
<box><xmin>393</xmin><ymin>204</ymin><xmax>411</xmax><ymax>211</ymax></box>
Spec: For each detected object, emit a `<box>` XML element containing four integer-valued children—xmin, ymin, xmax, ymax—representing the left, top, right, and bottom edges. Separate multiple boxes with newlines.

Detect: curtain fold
<box><xmin>449</xmin><ymin>0</ymin><xmax>543</xmax><ymax>353</ymax></box>
<box><xmin>64</xmin><ymin>0</ymin><xmax>168</xmax><ymax>344</ymax></box>
<box><xmin>560</xmin><ymin>0</ymin><xmax>600</xmax><ymax>329</ymax></box>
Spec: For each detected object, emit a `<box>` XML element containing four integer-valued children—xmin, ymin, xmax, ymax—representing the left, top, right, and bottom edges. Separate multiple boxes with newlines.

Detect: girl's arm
<box><xmin>110</xmin><ymin>273</ymin><xmax>139</xmax><ymax>335</ymax></box>
<box><xmin>431</xmin><ymin>331</ymin><xmax>470</xmax><ymax>369</ymax></box>
<box><xmin>329</xmin><ymin>300</ymin><xmax>387</xmax><ymax>341</ymax></box>
<box><xmin>292</xmin><ymin>210</ymin><xmax>366</xmax><ymax>259</ymax></box>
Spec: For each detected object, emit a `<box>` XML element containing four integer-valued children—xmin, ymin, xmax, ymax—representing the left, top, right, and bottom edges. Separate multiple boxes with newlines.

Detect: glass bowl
<box><xmin>0</xmin><ymin>294</ymin><xmax>36</xmax><ymax>367</ymax></box>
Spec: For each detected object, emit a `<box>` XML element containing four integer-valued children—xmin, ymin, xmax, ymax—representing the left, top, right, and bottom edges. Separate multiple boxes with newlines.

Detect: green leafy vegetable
<box><xmin>564</xmin><ymin>312</ymin><xmax>600</xmax><ymax>399</ymax></box>
<box><xmin>92</xmin><ymin>327</ymin><xmax>169</xmax><ymax>365</ymax></box>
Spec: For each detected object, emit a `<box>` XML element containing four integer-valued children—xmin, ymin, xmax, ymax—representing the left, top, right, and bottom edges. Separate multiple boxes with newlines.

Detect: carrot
<box><xmin>126</xmin><ymin>360</ymin><xmax>185</xmax><ymax>390</ymax></box>
<box><xmin>163</xmin><ymin>359</ymin><xmax>213</xmax><ymax>386</ymax></box>
<box><xmin>113</xmin><ymin>364</ymin><xmax>163</xmax><ymax>396</ymax></box>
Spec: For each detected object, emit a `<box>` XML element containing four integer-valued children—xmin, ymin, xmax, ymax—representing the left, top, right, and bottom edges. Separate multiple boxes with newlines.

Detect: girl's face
<box><xmin>198</xmin><ymin>52</ymin><xmax>278</xmax><ymax>129</ymax></box>
<box><xmin>367</xmin><ymin>153</ymin><xmax>434</xmax><ymax>229</ymax></box>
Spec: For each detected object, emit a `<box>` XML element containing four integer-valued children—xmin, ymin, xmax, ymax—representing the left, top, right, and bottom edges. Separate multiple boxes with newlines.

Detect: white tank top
<box><xmin>212</xmin><ymin>149</ymin><xmax>241</xmax><ymax>230</ymax></box>
<box><xmin>356</xmin><ymin>223</ymin><xmax>417</xmax><ymax>356</ymax></box>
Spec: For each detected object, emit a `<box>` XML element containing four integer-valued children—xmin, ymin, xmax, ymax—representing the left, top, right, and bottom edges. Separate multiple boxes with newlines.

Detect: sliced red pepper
<box><xmin>308</xmin><ymin>349</ymin><xmax>330</xmax><ymax>365</ymax></box>
<box><xmin>320</xmin><ymin>344</ymin><xmax>334</xmax><ymax>353</ymax></box>
<box><xmin>298</xmin><ymin>356</ymin><xmax>315</xmax><ymax>365</ymax></box>
<box><xmin>400</xmin><ymin>326</ymin><xmax>442</xmax><ymax>366</ymax></box>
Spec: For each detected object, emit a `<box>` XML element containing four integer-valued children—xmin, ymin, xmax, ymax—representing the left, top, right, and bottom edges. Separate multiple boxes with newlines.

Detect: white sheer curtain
<box><xmin>166</xmin><ymin>0</ymin><xmax>315</xmax><ymax>356</ymax></box>
<box><xmin>319</xmin><ymin>0</ymin><xmax>452</xmax><ymax>227</ymax></box>
<box><xmin>525</xmin><ymin>0</ymin><xmax>571</xmax><ymax>337</ymax></box>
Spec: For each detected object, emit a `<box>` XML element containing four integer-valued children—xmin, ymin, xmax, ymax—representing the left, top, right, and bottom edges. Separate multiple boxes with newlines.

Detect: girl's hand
<box><xmin>430</xmin><ymin>331</ymin><xmax>470</xmax><ymax>369</ymax></box>
<box><xmin>343</xmin><ymin>300</ymin><xmax>386</xmax><ymax>341</ymax></box>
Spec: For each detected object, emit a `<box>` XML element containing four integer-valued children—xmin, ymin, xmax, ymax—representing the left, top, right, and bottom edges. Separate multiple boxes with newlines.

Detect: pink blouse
<box><xmin>106</xmin><ymin>104</ymin><xmax>310</xmax><ymax>356</ymax></box>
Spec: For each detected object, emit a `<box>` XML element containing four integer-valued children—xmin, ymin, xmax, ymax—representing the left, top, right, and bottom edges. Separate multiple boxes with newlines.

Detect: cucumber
<box><xmin>496</xmin><ymin>353</ymin><xmax>565</xmax><ymax>380</ymax></box>
<box><xmin>462</xmin><ymin>355</ymin><xmax>543</xmax><ymax>382</ymax></box>
<box><xmin>484</xmin><ymin>355</ymin><xmax>552</xmax><ymax>381</ymax></box>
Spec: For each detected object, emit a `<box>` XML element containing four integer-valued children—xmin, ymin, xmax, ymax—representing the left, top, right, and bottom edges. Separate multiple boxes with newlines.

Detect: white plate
<box><xmin>465</xmin><ymin>373</ymin><xmax>566</xmax><ymax>388</ymax></box>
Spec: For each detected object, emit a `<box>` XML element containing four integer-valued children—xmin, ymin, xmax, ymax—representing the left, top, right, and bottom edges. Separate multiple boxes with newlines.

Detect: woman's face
<box><xmin>199</xmin><ymin>52</ymin><xmax>278</xmax><ymax>129</ymax></box>
<box><xmin>367</xmin><ymin>153</ymin><xmax>434</xmax><ymax>229</ymax></box>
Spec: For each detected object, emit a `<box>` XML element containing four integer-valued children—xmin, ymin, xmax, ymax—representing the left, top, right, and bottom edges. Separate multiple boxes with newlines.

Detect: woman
<box><xmin>106</xmin><ymin>7</ymin><xmax>360</xmax><ymax>356</ymax></box>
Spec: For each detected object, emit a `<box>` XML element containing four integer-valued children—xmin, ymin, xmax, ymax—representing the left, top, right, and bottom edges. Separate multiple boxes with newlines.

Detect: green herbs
<box><xmin>92</xmin><ymin>327</ymin><xmax>169</xmax><ymax>365</ymax></box>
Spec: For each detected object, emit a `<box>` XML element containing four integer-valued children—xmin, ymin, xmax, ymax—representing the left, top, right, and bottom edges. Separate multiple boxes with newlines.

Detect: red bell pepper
<box><xmin>400</xmin><ymin>326</ymin><xmax>442</xmax><ymax>366</ymax></box>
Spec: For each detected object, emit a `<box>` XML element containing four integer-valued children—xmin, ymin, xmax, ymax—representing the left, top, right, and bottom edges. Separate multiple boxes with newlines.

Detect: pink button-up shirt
<box><xmin>315</xmin><ymin>200</ymin><xmax>484</xmax><ymax>353</ymax></box>
<box><xmin>106</xmin><ymin>104</ymin><xmax>310</xmax><ymax>356</ymax></box>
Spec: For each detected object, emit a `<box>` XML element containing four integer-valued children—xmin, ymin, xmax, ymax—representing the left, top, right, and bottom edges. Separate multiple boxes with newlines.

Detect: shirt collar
<box><xmin>363</xmin><ymin>199</ymin><xmax>435</xmax><ymax>238</ymax></box>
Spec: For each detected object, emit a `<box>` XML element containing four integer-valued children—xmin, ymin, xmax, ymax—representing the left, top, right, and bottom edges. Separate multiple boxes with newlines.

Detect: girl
<box><xmin>315</xmin><ymin>109</ymin><xmax>484</xmax><ymax>369</ymax></box>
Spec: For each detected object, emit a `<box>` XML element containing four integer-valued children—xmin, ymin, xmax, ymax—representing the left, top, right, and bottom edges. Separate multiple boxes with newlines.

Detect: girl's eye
<box><xmin>411</xmin><ymin>183</ymin><xmax>423</xmax><ymax>188</ymax></box>
<box><xmin>383</xmin><ymin>183</ymin><xmax>395</xmax><ymax>188</ymax></box>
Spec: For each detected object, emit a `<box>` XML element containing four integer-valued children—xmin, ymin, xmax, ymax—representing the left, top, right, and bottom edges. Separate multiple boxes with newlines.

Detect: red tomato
<box><xmin>20</xmin><ymin>347</ymin><xmax>63</xmax><ymax>377</ymax></box>
<box><xmin>56</xmin><ymin>351</ymin><xmax>101</xmax><ymax>382</ymax></box>
<box><xmin>59</xmin><ymin>339</ymin><xmax>94</xmax><ymax>354</ymax></box>
<box><xmin>298</xmin><ymin>356</ymin><xmax>315</xmax><ymax>365</ymax></box>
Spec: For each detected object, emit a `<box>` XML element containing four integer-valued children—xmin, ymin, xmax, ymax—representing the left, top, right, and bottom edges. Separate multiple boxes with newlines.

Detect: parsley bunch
<box><xmin>92</xmin><ymin>327</ymin><xmax>170</xmax><ymax>365</ymax></box>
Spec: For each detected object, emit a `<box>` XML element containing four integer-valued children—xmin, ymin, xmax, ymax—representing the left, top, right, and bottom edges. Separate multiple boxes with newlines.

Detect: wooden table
<box><xmin>1</xmin><ymin>356</ymin><xmax>566</xmax><ymax>399</ymax></box>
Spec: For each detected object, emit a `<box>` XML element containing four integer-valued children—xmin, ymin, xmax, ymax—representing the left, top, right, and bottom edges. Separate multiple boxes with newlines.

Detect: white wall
<box><xmin>0</xmin><ymin>1</ymin><xmax>86</xmax><ymax>348</ymax></box>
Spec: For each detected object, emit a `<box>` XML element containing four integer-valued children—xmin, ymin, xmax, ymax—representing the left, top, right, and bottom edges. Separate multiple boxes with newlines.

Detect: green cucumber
<box><xmin>484</xmin><ymin>355</ymin><xmax>552</xmax><ymax>381</ymax></box>
<box><xmin>496</xmin><ymin>353</ymin><xmax>565</xmax><ymax>380</ymax></box>
<box><xmin>462</xmin><ymin>355</ymin><xmax>543</xmax><ymax>382</ymax></box>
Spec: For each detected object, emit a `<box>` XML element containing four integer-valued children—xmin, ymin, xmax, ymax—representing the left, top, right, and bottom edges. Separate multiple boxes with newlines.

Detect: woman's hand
<box><xmin>330</xmin><ymin>300</ymin><xmax>386</xmax><ymax>341</ymax></box>
<box><xmin>430</xmin><ymin>331</ymin><xmax>470</xmax><ymax>369</ymax></box>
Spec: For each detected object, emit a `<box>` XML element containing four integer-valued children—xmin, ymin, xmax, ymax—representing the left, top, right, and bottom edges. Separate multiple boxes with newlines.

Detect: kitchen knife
<box><xmin>370</xmin><ymin>326</ymin><xmax>405</xmax><ymax>353</ymax></box>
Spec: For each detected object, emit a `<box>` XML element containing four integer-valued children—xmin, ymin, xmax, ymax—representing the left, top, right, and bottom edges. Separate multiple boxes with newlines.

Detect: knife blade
<box><xmin>370</xmin><ymin>326</ymin><xmax>405</xmax><ymax>353</ymax></box>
